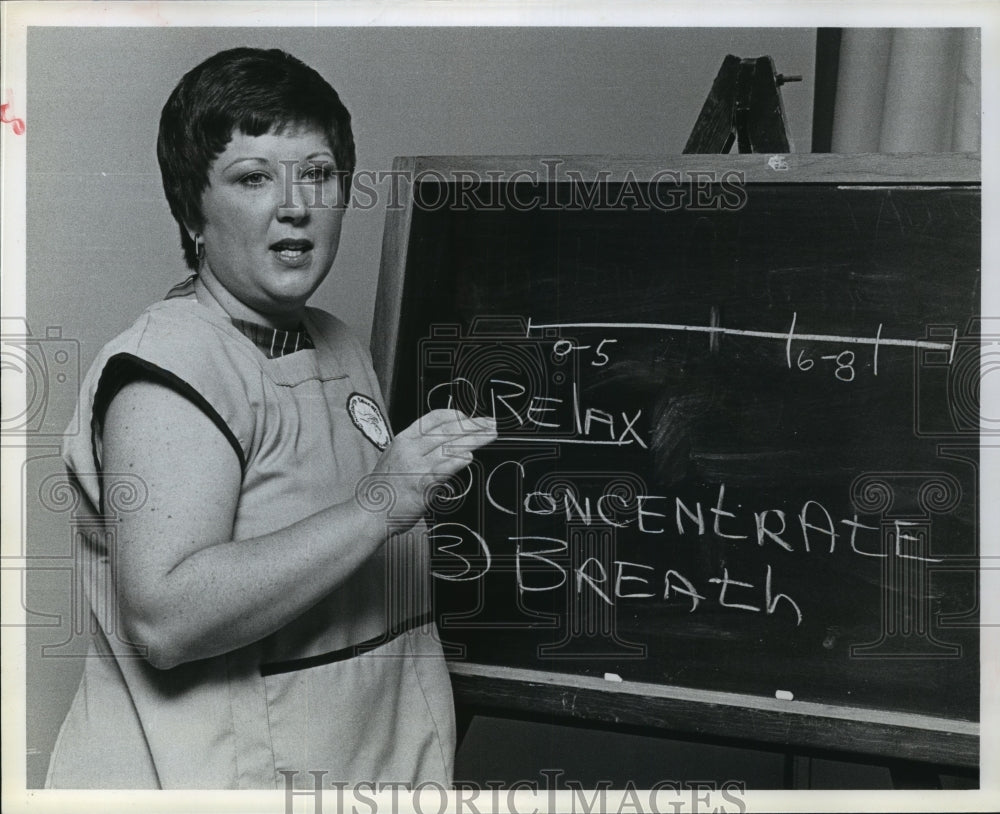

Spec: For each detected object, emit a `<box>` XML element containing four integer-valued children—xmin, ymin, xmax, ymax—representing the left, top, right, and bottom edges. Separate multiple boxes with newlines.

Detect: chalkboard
<box><xmin>373</xmin><ymin>154</ymin><xmax>980</xmax><ymax>767</ymax></box>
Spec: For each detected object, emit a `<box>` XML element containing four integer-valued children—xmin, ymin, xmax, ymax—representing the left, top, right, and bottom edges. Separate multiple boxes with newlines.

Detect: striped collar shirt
<box><xmin>164</xmin><ymin>275</ymin><xmax>314</xmax><ymax>358</ymax></box>
<box><xmin>229</xmin><ymin>318</ymin><xmax>315</xmax><ymax>359</ymax></box>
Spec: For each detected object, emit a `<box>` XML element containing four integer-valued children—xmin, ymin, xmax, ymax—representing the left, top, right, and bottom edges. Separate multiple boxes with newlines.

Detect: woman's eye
<box><xmin>301</xmin><ymin>164</ymin><xmax>334</xmax><ymax>182</ymax></box>
<box><xmin>239</xmin><ymin>171</ymin><xmax>270</xmax><ymax>187</ymax></box>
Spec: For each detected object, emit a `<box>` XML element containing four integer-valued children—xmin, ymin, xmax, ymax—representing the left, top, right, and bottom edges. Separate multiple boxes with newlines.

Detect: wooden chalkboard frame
<box><xmin>372</xmin><ymin>153</ymin><xmax>981</xmax><ymax>770</ymax></box>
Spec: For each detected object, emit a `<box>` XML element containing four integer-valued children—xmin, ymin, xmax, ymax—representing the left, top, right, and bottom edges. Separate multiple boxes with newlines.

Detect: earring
<box><xmin>194</xmin><ymin>235</ymin><xmax>205</xmax><ymax>263</ymax></box>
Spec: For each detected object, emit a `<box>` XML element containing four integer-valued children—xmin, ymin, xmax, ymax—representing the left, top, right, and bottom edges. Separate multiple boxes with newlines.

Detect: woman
<box><xmin>46</xmin><ymin>47</ymin><xmax>496</xmax><ymax>790</ymax></box>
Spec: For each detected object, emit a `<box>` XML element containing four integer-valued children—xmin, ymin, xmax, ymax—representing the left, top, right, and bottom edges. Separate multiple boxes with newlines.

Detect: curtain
<box><xmin>830</xmin><ymin>28</ymin><xmax>980</xmax><ymax>152</ymax></box>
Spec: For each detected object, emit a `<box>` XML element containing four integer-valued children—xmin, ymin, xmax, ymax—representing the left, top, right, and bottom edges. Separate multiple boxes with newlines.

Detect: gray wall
<box><xmin>25</xmin><ymin>26</ymin><xmax>816</xmax><ymax>787</ymax></box>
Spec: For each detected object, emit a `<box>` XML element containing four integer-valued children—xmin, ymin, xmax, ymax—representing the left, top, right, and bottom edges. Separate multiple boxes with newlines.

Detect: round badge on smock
<box><xmin>347</xmin><ymin>393</ymin><xmax>391</xmax><ymax>450</ymax></box>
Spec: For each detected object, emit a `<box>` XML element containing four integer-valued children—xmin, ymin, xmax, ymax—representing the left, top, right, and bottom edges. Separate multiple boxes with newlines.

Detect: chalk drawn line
<box><xmin>501</xmin><ymin>436</ymin><xmax>635</xmax><ymax>446</ymax></box>
<box><xmin>526</xmin><ymin>315</ymin><xmax>957</xmax><ymax>361</ymax></box>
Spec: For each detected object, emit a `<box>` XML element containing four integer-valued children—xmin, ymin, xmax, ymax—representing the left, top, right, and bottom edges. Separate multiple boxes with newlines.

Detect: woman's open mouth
<box><xmin>270</xmin><ymin>239</ymin><xmax>314</xmax><ymax>267</ymax></box>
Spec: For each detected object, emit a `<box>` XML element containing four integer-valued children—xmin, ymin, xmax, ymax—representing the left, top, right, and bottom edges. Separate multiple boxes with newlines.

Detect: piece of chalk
<box><xmin>775</xmin><ymin>689</ymin><xmax>794</xmax><ymax>701</ymax></box>
<box><xmin>604</xmin><ymin>672</ymin><xmax>623</xmax><ymax>683</ymax></box>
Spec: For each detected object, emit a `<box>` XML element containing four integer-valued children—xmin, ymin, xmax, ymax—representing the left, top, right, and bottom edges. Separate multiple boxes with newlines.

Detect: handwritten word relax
<box><xmin>427</xmin><ymin>377</ymin><xmax>647</xmax><ymax>447</ymax></box>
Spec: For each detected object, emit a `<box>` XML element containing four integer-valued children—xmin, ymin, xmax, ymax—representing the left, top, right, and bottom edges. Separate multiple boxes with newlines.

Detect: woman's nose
<box><xmin>276</xmin><ymin>166</ymin><xmax>313</xmax><ymax>223</ymax></box>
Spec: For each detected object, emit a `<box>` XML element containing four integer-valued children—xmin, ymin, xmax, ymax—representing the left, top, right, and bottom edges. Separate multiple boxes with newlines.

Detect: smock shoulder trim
<box><xmin>93</xmin><ymin>352</ymin><xmax>247</xmax><ymax>472</ymax></box>
<box><xmin>63</xmin><ymin>300</ymin><xmax>266</xmax><ymax>511</ymax></box>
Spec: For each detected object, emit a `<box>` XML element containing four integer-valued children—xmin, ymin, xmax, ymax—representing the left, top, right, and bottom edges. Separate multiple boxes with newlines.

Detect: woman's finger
<box><xmin>404</xmin><ymin>408</ymin><xmax>482</xmax><ymax>434</ymax></box>
<box><xmin>392</xmin><ymin>414</ymin><xmax>473</xmax><ymax>453</ymax></box>
<box><xmin>422</xmin><ymin>426</ymin><xmax>497</xmax><ymax>463</ymax></box>
<box><xmin>430</xmin><ymin>450</ymin><xmax>475</xmax><ymax>477</ymax></box>
<box><xmin>397</xmin><ymin>416</ymin><xmax>496</xmax><ymax>459</ymax></box>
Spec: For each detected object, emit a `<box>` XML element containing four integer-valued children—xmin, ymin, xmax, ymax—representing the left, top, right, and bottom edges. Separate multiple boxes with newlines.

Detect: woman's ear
<box><xmin>184</xmin><ymin>225</ymin><xmax>205</xmax><ymax>264</ymax></box>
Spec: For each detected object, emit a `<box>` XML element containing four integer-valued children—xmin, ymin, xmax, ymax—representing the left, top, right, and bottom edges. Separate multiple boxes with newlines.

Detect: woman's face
<box><xmin>196</xmin><ymin>125</ymin><xmax>345</xmax><ymax>326</ymax></box>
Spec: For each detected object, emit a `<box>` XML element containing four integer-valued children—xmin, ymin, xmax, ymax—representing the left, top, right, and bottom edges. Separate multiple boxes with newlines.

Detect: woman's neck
<box><xmin>193</xmin><ymin>272</ymin><xmax>304</xmax><ymax>331</ymax></box>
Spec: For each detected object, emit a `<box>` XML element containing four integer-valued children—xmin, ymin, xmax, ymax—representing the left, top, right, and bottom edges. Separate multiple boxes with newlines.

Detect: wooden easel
<box><xmin>684</xmin><ymin>55</ymin><xmax>800</xmax><ymax>153</ymax></box>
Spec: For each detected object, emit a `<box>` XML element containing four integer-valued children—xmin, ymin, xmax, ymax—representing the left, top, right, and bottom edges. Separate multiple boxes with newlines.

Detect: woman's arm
<box><xmin>102</xmin><ymin>378</ymin><xmax>495</xmax><ymax>670</ymax></box>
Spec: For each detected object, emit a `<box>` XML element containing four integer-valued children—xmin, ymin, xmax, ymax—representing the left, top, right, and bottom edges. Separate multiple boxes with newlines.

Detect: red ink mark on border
<box><xmin>2</xmin><ymin>90</ymin><xmax>26</xmax><ymax>135</ymax></box>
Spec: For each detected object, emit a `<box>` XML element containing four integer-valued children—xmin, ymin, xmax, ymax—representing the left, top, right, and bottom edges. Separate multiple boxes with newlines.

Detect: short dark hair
<box><xmin>157</xmin><ymin>47</ymin><xmax>356</xmax><ymax>270</ymax></box>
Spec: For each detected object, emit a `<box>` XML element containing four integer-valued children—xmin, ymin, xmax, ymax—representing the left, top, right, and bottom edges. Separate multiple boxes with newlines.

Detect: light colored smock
<box><xmin>46</xmin><ymin>290</ymin><xmax>455</xmax><ymax>789</ymax></box>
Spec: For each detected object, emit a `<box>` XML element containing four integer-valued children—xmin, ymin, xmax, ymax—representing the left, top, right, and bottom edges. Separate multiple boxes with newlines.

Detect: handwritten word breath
<box><xmin>428</xmin><ymin>476</ymin><xmax>939</xmax><ymax>627</ymax></box>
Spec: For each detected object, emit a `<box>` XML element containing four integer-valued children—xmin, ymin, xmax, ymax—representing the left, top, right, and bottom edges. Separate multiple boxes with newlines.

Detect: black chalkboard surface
<box><xmin>373</xmin><ymin>154</ymin><xmax>980</xmax><ymax>767</ymax></box>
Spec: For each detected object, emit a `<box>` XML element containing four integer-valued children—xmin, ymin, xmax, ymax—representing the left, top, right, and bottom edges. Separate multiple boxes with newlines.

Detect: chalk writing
<box><xmin>552</xmin><ymin>337</ymin><xmax>618</xmax><ymax>367</ymax></box>
<box><xmin>427</xmin><ymin>376</ymin><xmax>647</xmax><ymax>448</ymax></box>
<box><xmin>428</xmin><ymin>462</ymin><xmax>945</xmax><ymax>628</ymax></box>
<box><xmin>421</xmin><ymin>309</ymin><xmax>962</xmax><ymax>635</ymax></box>
<box><xmin>529</xmin><ymin>313</ymin><xmax>958</xmax><ymax>379</ymax></box>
